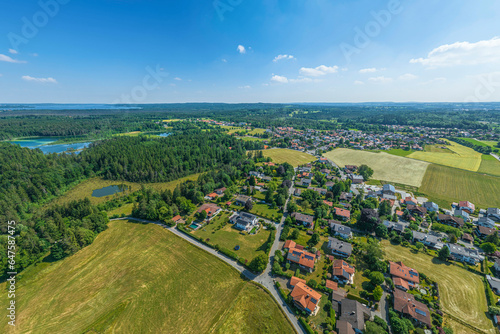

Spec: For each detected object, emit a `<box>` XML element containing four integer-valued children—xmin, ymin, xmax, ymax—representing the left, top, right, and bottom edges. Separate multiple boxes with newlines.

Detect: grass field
<box><xmin>50</xmin><ymin>174</ymin><xmax>201</xmax><ymax>207</ymax></box>
<box><xmin>323</xmin><ymin>148</ymin><xmax>429</xmax><ymax>187</ymax></box>
<box><xmin>221</xmin><ymin>126</ymin><xmax>266</xmax><ymax>135</ymax></box>
<box><xmin>382</xmin><ymin>241</ymin><xmax>494</xmax><ymax>334</ymax></box>
<box><xmin>193</xmin><ymin>211</ymin><xmax>272</xmax><ymax>262</ymax></box>
<box><xmin>460</xmin><ymin>138</ymin><xmax>498</xmax><ymax>148</ymax></box>
<box><xmin>419</xmin><ymin>164</ymin><xmax>500</xmax><ymax>208</ymax></box>
<box><xmin>409</xmin><ymin>141</ymin><xmax>482</xmax><ymax>171</ymax></box>
<box><xmin>237</xmin><ymin>136</ymin><xmax>265</xmax><ymax>142</ymax></box>
<box><xmin>478</xmin><ymin>154</ymin><xmax>500</xmax><ymax>177</ymax></box>
<box><xmin>262</xmin><ymin>148</ymin><xmax>316</xmax><ymax>167</ymax></box>
<box><xmin>0</xmin><ymin>221</ymin><xmax>294</xmax><ymax>334</ymax></box>
<box><xmin>385</xmin><ymin>149</ymin><xmax>414</xmax><ymax>157</ymax></box>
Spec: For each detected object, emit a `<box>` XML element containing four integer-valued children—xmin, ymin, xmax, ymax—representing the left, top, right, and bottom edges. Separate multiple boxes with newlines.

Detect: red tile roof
<box><xmin>393</xmin><ymin>277</ymin><xmax>409</xmax><ymax>290</ymax></box>
<box><xmin>334</xmin><ymin>207</ymin><xmax>351</xmax><ymax>219</ymax></box>
<box><xmin>287</xmin><ymin>247</ymin><xmax>316</xmax><ymax>269</ymax></box>
<box><xmin>290</xmin><ymin>276</ymin><xmax>306</xmax><ymax>287</ymax></box>
<box><xmin>284</xmin><ymin>240</ymin><xmax>296</xmax><ymax>249</ymax></box>
<box><xmin>325</xmin><ymin>280</ymin><xmax>338</xmax><ymax>290</ymax></box>
<box><xmin>291</xmin><ymin>282</ymin><xmax>322</xmax><ymax>312</ymax></box>
<box><xmin>389</xmin><ymin>261</ymin><xmax>419</xmax><ymax>284</ymax></box>
<box><xmin>172</xmin><ymin>215</ymin><xmax>182</xmax><ymax>222</ymax></box>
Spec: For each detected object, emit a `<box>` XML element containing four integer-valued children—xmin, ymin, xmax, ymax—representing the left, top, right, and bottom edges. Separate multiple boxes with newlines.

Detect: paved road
<box><xmin>110</xmin><ymin>177</ymin><xmax>305</xmax><ymax>334</ymax></box>
<box><xmin>491</xmin><ymin>153</ymin><xmax>500</xmax><ymax>162</ymax></box>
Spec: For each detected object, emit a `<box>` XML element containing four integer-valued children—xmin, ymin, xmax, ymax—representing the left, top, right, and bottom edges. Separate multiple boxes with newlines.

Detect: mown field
<box><xmin>0</xmin><ymin>221</ymin><xmax>294</xmax><ymax>334</ymax></box>
<box><xmin>221</xmin><ymin>126</ymin><xmax>266</xmax><ymax>135</ymax></box>
<box><xmin>50</xmin><ymin>174</ymin><xmax>201</xmax><ymax>206</ymax></box>
<box><xmin>323</xmin><ymin>148</ymin><xmax>429</xmax><ymax>187</ymax></box>
<box><xmin>382</xmin><ymin>241</ymin><xmax>494</xmax><ymax>334</ymax></box>
<box><xmin>478</xmin><ymin>154</ymin><xmax>500</xmax><ymax>177</ymax></box>
<box><xmin>262</xmin><ymin>148</ymin><xmax>316</xmax><ymax>167</ymax></box>
<box><xmin>460</xmin><ymin>138</ymin><xmax>497</xmax><ymax>148</ymax></box>
<box><xmin>419</xmin><ymin>164</ymin><xmax>500</xmax><ymax>208</ymax></box>
<box><xmin>409</xmin><ymin>141</ymin><xmax>482</xmax><ymax>171</ymax></box>
<box><xmin>193</xmin><ymin>211</ymin><xmax>272</xmax><ymax>262</ymax></box>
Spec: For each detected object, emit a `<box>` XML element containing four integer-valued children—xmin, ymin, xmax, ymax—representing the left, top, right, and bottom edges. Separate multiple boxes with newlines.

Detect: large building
<box><xmin>230</xmin><ymin>212</ymin><xmax>258</xmax><ymax>232</ymax></box>
<box><xmin>446</xmin><ymin>243</ymin><xmax>484</xmax><ymax>265</ymax></box>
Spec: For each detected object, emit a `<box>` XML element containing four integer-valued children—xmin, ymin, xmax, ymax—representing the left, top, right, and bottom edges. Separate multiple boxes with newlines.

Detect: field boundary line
<box><xmin>442</xmin><ymin>311</ymin><xmax>488</xmax><ymax>334</ymax></box>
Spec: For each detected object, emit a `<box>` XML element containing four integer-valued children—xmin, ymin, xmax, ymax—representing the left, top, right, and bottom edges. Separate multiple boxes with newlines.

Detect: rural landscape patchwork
<box><xmin>2</xmin><ymin>1</ymin><xmax>500</xmax><ymax>334</ymax></box>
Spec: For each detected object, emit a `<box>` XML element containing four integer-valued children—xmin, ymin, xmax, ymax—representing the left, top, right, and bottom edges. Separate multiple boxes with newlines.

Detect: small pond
<box><xmin>92</xmin><ymin>185</ymin><xmax>127</xmax><ymax>198</ymax></box>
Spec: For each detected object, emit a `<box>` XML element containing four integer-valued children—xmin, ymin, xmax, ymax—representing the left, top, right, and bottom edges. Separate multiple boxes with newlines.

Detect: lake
<box><xmin>92</xmin><ymin>185</ymin><xmax>126</xmax><ymax>198</ymax></box>
<box><xmin>8</xmin><ymin>138</ymin><xmax>91</xmax><ymax>154</ymax></box>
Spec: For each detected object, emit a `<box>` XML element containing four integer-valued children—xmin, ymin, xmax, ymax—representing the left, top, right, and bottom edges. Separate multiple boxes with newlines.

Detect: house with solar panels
<box><xmin>286</xmin><ymin>247</ymin><xmax>317</xmax><ymax>273</ymax></box>
<box><xmin>393</xmin><ymin>289</ymin><xmax>432</xmax><ymax>328</ymax></box>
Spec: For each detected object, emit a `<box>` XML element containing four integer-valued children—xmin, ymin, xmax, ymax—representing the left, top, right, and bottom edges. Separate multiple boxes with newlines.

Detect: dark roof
<box><xmin>293</xmin><ymin>212</ymin><xmax>314</xmax><ymax>224</ymax></box>
<box><xmin>328</xmin><ymin>237</ymin><xmax>352</xmax><ymax>256</ymax></box>
<box><xmin>339</xmin><ymin>299</ymin><xmax>370</xmax><ymax>331</ymax></box>
<box><xmin>393</xmin><ymin>289</ymin><xmax>431</xmax><ymax>327</ymax></box>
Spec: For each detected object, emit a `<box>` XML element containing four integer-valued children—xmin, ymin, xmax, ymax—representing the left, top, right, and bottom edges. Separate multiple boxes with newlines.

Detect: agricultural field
<box><xmin>221</xmin><ymin>126</ymin><xmax>266</xmax><ymax>135</ymax></box>
<box><xmin>408</xmin><ymin>141</ymin><xmax>482</xmax><ymax>171</ymax></box>
<box><xmin>382</xmin><ymin>241</ymin><xmax>495</xmax><ymax>334</ymax></box>
<box><xmin>323</xmin><ymin>148</ymin><xmax>429</xmax><ymax>187</ymax></box>
<box><xmin>459</xmin><ymin>138</ymin><xmax>498</xmax><ymax>148</ymax></box>
<box><xmin>236</xmin><ymin>136</ymin><xmax>265</xmax><ymax>142</ymax></box>
<box><xmin>262</xmin><ymin>148</ymin><xmax>316</xmax><ymax>167</ymax></box>
<box><xmin>478</xmin><ymin>154</ymin><xmax>500</xmax><ymax>177</ymax></box>
<box><xmin>0</xmin><ymin>221</ymin><xmax>293</xmax><ymax>334</ymax></box>
<box><xmin>193</xmin><ymin>211</ymin><xmax>273</xmax><ymax>262</ymax></box>
<box><xmin>50</xmin><ymin>173</ymin><xmax>201</xmax><ymax>207</ymax></box>
<box><xmin>385</xmin><ymin>148</ymin><xmax>414</xmax><ymax>157</ymax></box>
<box><xmin>419</xmin><ymin>164</ymin><xmax>500</xmax><ymax>208</ymax></box>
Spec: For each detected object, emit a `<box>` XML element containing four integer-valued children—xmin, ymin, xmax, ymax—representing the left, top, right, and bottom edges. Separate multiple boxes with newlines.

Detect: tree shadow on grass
<box><xmin>431</xmin><ymin>257</ymin><xmax>451</xmax><ymax>266</ymax></box>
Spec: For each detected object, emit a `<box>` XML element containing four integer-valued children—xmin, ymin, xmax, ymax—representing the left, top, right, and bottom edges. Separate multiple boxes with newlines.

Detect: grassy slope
<box><xmin>0</xmin><ymin>221</ymin><xmax>294</xmax><ymax>334</ymax></box>
<box><xmin>323</xmin><ymin>148</ymin><xmax>429</xmax><ymax>187</ymax></box>
<box><xmin>262</xmin><ymin>148</ymin><xmax>316</xmax><ymax>167</ymax></box>
<box><xmin>409</xmin><ymin>141</ymin><xmax>482</xmax><ymax>171</ymax></box>
<box><xmin>478</xmin><ymin>154</ymin><xmax>500</xmax><ymax>177</ymax></box>
<box><xmin>382</xmin><ymin>241</ymin><xmax>494</xmax><ymax>334</ymax></box>
<box><xmin>419</xmin><ymin>164</ymin><xmax>500</xmax><ymax>208</ymax></box>
<box><xmin>51</xmin><ymin>174</ymin><xmax>201</xmax><ymax>207</ymax></box>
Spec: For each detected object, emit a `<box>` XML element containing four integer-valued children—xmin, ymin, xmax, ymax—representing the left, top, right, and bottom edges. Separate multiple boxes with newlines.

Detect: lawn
<box><xmin>50</xmin><ymin>173</ymin><xmax>201</xmax><ymax>207</ymax></box>
<box><xmin>419</xmin><ymin>164</ymin><xmax>500</xmax><ymax>208</ymax></box>
<box><xmin>237</xmin><ymin>136</ymin><xmax>265</xmax><ymax>142</ymax></box>
<box><xmin>261</xmin><ymin>148</ymin><xmax>316</xmax><ymax>167</ymax></box>
<box><xmin>222</xmin><ymin>126</ymin><xmax>266</xmax><ymax>135</ymax></box>
<box><xmin>382</xmin><ymin>241</ymin><xmax>494</xmax><ymax>334</ymax></box>
<box><xmin>459</xmin><ymin>138</ymin><xmax>497</xmax><ymax>148</ymax></box>
<box><xmin>107</xmin><ymin>202</ymin><xmax>135</xmax><ymax>217</ymax></box>
<box><xmin>478</xmin><ymin>154</ymin><xmax>500</xmax><ymax>177</ymax></box>
<box><xmin>250</xmin><ymin>202</ymin><xmax>281</xmax><ymax>220</ymax></box>
<box><xmin>193</xmin><ymin>211</ymin><xmax>272</xmax><ymax>262</ymax></box>
<box><xmin>0</xmin><ymin>221</ymin><xmax>294</xmax><ymax>334</ymax></box>
<box><xmin>323</xmin><ymin>148</ymin><xmax>429</xmax><ymax>187</ymax></box>
<box><xmin>409</xmin><ymin>141</ymin><xmax>482</xmax><ymax>171</ymax></box>
<box><xmin>386</xmin><ymin>148</ymin><xmax>415</xmax><ymax>157</ymax></box>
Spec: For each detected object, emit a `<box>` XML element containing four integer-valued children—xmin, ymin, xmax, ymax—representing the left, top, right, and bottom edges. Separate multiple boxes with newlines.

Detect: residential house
<box><xmin>325</xmin><ymin>181</ymin><xmax>335</xmax><ymax>189</ymax></box>
<box><xmin>437</xmin><ymin>214</ymin><xmax>465</xmax><ymax>228</ymax></box>
<box><xmin>393</xmin><ymin>289</ymin><xmax>432</xmax><ymax>328</ymax></box>
<box><xmin>292</xmin><ymin>212</ymin><xmax>315</xmax><ymax>228</ymax></box>
<box><xmin>487</xmin><ymin>275</ymin><xmax>500</xmax><ymax>295</ymax></box>
<box><xmin>332</xmin><ymin>259</ymin><xmax>355</xmax><ymax>284</ymax></box>
<box><xmin>462</xmin><ymin>233</ymin><xmax>474</xmax><ymax>244</ymax></box>
<box><xmin>338</xmin><ymin>299</ymin><xmax>371</xmax><ymax>333</ymax></box>
<box><xmin>494</xmin><ymin>259</ymin><xmax>500</xmax><ymax>273</ymax></box>
<box><xmin>291</xmin><ymin>282</ymin><xmax>322</xmax><ymax>316</ymax></box>
<box><xmin>487</xmin><ymin>208</ymin><xmax>500</xmax><ymax>221</ymax></box>
<box><xmin>404</xmin><ymin>196</ymin><xmax>418</xmax><ymax>206</ymax></box>
<box><xmin>423</xmin><ymin>201</ymin><xmax>439</xmax><ymax>212</ymax></box>
<box><xmin>446</xmin><ymin>243</ymin><xmax>484</xmax><ymax>264</ymax></box>
<box><xmin>234</xmin><ymin>195</ymin><xmax>252</xmax><ymax>206</ymax></box>
<box><xmin>289</xmin><ymin>276</ymin><xmax>306</xmax><ymax>288</ymax></box>
<box><xmin>382</xmin><ymin>184</ymin><xmax>396</xmax><ymax>197</ymax></box>
<box><xmin>340</xmin><ymin>192</ymin><xmax>353</xmax><ymax>202</ymax></box>
<box><xmin>231</xmin><ymin>212</ymin><xmax>258</xmax><ymax>232</ymax></box>
<box><xmin>318</xmin><ymin>157</ymin><xmax>328</xmax><ymax>164</ymax></box>
<box><xmin>412</xmin><ymin>231</ymin><xmax>444</xmax><ymax>249</ymax></box>
<box><xmin>331</xmin><ymin>287</ymin><xmax>348</xmax><ymax>303</ymax></box>
<box><xmin>325</xmin><ymin>280</ymin><xmax>338</xmax><ymax>291</ymax></box>
<box><xmin>459</xmin><ymin>201</ymin><xmax>475</xmax><ymax>214</ymax></box>
<box><xmin>197</xmin><ymin>203</ymin><xmax>221</xmax><ymax>220</ymax></box>
<box><xmin>477</xmin><ymin>216</ymin><xmax>496</xmax><ymax>229</ymax></box>
<box><xmin>307</xmin><ymin>186</ymin><xmax>327</xmax><ymax>196</ymax></box>
<box><xmin>293</xmin><ymin>188</ymin><xmax>302</xmax><ymax>196</ymax></box>
<box><xmin>172</xmin><ymin>215</ymin><xmax>183</xmax><ymax>224</ymax></box>
<box><xmin>389</xmin><ymin>261</ymin><xmax>419</xmax><ymax>290</ymax></box>
<box><xmin>344</xmin><ymin>165</ymin><xmax>358</xmax><ymax>173</ymax></box>
<box><xmin>328</xmin><ymin>237</ymin><xmax>352</xmax><ymax>258</ymax></box>
<box><xmin>383</xmin><ymin>220</ymin><xmax>405</xmax><ymax>234</ymax></box>
<box><xmin>453</xmin><ymin>209</ymin><xmax>470</xmax><ymax>222</ymax></box>
<box><xmin>350</xmin><ymin>174</ymin><xmax>364</xmax><ymax>184</ymax></box>
<box><xmin>287</xmin><ymin>247</ymin><xmax>317</xmax><ymax>273</ymax></box>
<box><xmin>262</xmin><ymin>176</ymin><xmax>272</xmax><ymax>182</ymax></box>
<box><xmin>334</xmin><ymin>207</ymin><xmax>351</xmax><ymax>221</ymax></box>
<box><xmin>393</xmin><ymin>277</ymin><xmax>410</xmax><ymax>291</ymax></box>
<box><xmin>301</xmin><ymin>178</ymin><xmax>312</xmax><ymax>186</ymax></box>
<box><xmin>323</xmin><ymin>200</ymin><xmax>333</xmax><ymax>207</ymax></box>
<box><xmin>336</xmin><ymin>320</ymin><xmax>355</xmax><ymax>334</ymax></box>
<box><xmin>329</xmin><ymin>220</ymin><xmax>353</xmax><ymax>239</ymax></box>
<box><xmin>475</xmin><ymin>225</ymin><xmax>497</xmax><ymax>239</ymax></box>
<box><xmin>407</xmin><ymin>204</ymin><xmax>427</xmax><ymax>217</ymax></box>
<box><xmin>214</xmin><ymin>187</ymin><xmax>226</xmax><ymax>195</ymax></box>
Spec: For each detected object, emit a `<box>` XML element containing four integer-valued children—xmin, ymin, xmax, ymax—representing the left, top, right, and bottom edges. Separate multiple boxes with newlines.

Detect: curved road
<box><xmin>110</xmin><ymin>177</ymin><xmax>304</xmax><ymax>334</ymax></box>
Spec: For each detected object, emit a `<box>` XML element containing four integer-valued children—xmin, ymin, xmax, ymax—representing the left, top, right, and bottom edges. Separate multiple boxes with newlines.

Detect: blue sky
<box><xmin>1</xmin><ymin>0</ymin><xmax>499</xmax><ymax>103</ymax></box>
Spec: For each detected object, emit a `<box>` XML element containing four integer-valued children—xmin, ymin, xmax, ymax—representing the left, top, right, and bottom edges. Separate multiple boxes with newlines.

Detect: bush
<box><xmin>299</xmin><ymin>318</ymin><xmax>316</xmax><ymax>334</ymax></box>
<box><xmin>347</xmin><ymin>293</ymin><xmax>369</xmax><ymax>305</ymax></box>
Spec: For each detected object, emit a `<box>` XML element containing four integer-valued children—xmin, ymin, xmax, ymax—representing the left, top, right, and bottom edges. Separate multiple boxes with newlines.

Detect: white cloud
<box><xmin>271</xmin><ymin>74</ymin><xmax>288</xmax><ymax>83</ymax></box>
<box><xmin>0</xmin><ymin>54</ymin><xmax>26</xmax><ymax>63</ymax></box>
<box><xmin>237</xmin><ymin>45</ymin><xmax>246</xmax><ymax>54</ymax></box>
<box><xmin>9</xmin><ymin>49</ymin><xmax>18</xmax><ymax>54</ymax></box>
<box><xmin>359</xmin><ymin>67</ymin><xmax>386</xmax><ymax>74</ymax></box>
<box><xmin>273</xmin><ymin>54</ymin><xmax>295</xmax><ymax>62</ymax></box>
<box><xmin>421</xmin><ymin>77</ymin><xmax>447</xmax><ymax>85</ymax></box>
<box><xmin>239</xmin><ymin>85</ymin><xmax>251</xmax><ymax>89</ymax></box>
<box><xmin>222</xmin><ymin>58</ymin><xmax>227</xmax><ymax>62</ymax></box>
<box><xmin>22</xmin><ymin>75</ymin><xmax>57</xmax><ymax>84</ymax></box>
<box><xmin>410</xmin><ymin>37</ymin><xmax>500</xmax><ymax>67</ymax></box>
<box><xmin>354</xmin><ymin>80</ymin><xmax>365</xmax><ymax>85</ymax></box>
<box><xmin>398</xmin><ymin>73</ymin><xmax>417</xmax><ymax>81</ymax></box>
<box><xmin>299</xmin><ymin>65</ymin><xmax>338</xmax><ymax>77</ymax></box>
<box><xmin>368</xmin><ymin>76</ymin><xmax>393</xmax><ymax>83</ymax></box>
<box><xmin>174</xmin><ymin>77</ymin><xmax>182</xmax><ymax>81</ymax></box>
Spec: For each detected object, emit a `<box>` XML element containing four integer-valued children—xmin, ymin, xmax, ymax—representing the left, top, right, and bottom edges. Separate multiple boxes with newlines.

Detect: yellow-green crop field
<box><xmin>262</xmin><ymin>148</ymin><xmax>316</xmax><ymax>167</ymax></box>
<box><xmin>408</xmin><ymin>141</ymin><xmax>482</xmax><ymax>171</ymax></box>
<box><xmin>323</xmin><ymin>148</ymin><xmax>429</xmax><ymax>187</ymax></box>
